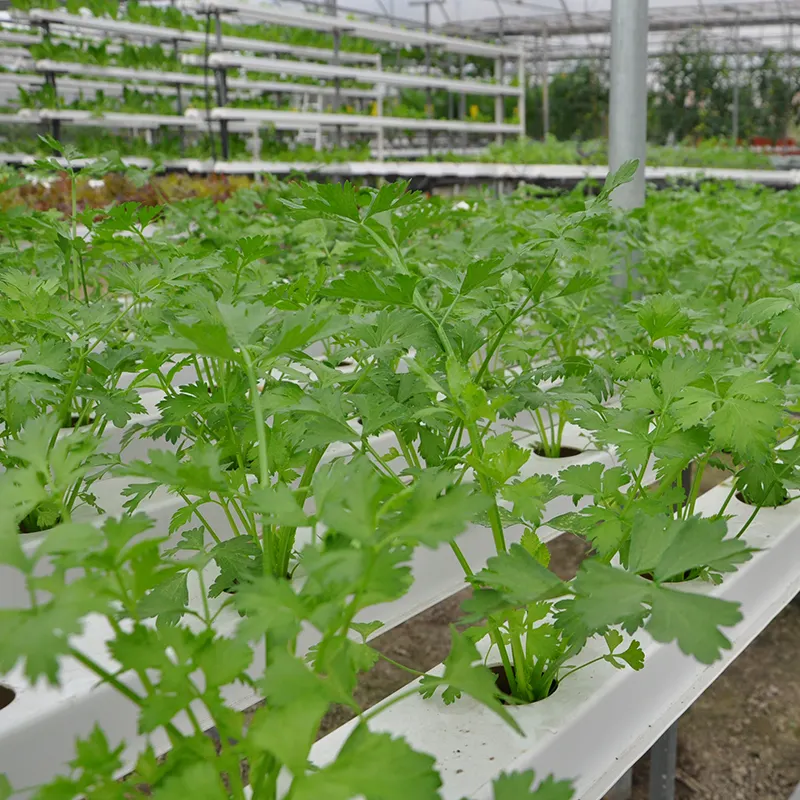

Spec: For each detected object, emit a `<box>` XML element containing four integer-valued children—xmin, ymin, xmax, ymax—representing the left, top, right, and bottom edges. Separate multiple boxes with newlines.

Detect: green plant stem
<box><xmin>760</xmin><ymin>331</ymin><xmax>785</xmax><ymax>372</ymax></box>
<box><xmin>509</xmin><ymin>633</ymin><xmax>529</xmax><ymax>700</ymax></box>
<box><xmin>735</xmin><ymin>498</ymin><xmax>766</xmax><ymax>540</ymax></box>
<box><xmin>465</xmin><ymin>422</ymin><xmax>506</xmax><ymax>553</ymax></box>
<box><xmin>685</xmin><ymin>456</ymin><xmax>708</xmax><ymax>517</ymax></box>
<box><xmin>250</xmin><ymin>754</ymin><xmax>276</xmax><ymax>800</ymax></box>
<box><xmin>77</xmin><ymin>250</ymin><xmax>89</xmax><ymax>305</ymax></box>
<box><xmin>361</xmin><ymin>440</ymin><xmax>405</xmax><ymax>487</ymax></box>
<box><xmin>393</xmin><ymin>426</ymin><xmax>420</xmax><ymax>469</ymax></box>
<box><xmin>489</xmin><ymin>627</ymin><xmax>518</xmax><ymax>696</ymax></box>
<box><xmin>241</xmin><ymin>347</ymin><xmax>269</xmax><ymax>487</ymax></box>
<box><xmin>273</xmin><ymin>446</ymin><xmax>326</xmax><ymax>579</ymax></box>
<box><xmin>50</xmin><ymin>354</ymin><xmax>86</xmax><ymax>449</ymax></box>
<box><xmin>217</xmin><ymin>498</ymin><xmax>243</xmax><ymax>538</ymax></box>
<box><xmin>533</xmin><ymin>409</ymin><xmax>551</xmax><ymax>455</ymax></box>
<box><xmin>360</xmin><ymin>686</ymin><xmax>426</xmax><ymax>724</ymax></box>
<box><xmin>461</xmin><ymin>420</ymin><xmax>522</xmax><ymax>694</ymax></box>
<box><xmin>449</xmin><ymin>540</ymin><xmax>474</xmax><ymax>576</ymax></box>
<box><xmin>444</xmin><ymin>421</ymin><xmax>463</xmax><ymax>457</ymax></box>
<box><xmin>622</xmin><ymin>456</ymin><xmax>653</xmax><ymax>514</ymax></box>
<box><xmin>180</xmin><ymin>493</ymin><xmax>222</xmax><ymax>544</ymax></box>
<box><xmin>229</xmin><ymin>497</ymin><xmax>258</xmax><ymax>539</ymax></box>
<box><xmin>475</xmin><ymin>258</ymin><xmax>555</xmax><ymax>384</ymax></box>
<box><xmin>68</xmin><ymin>646</ymin><xmax>185</xmax><ymax>745</ymax></box>
<box><xmin>556</xmin><ymin>415</ymin><xmax>567</xmax><ymax>454</ymax></box>
<box><xmin>377</xmin><ymin>652</ymin><xmax>429</xmax><ymax>677</ymax></box>
<box><xmin>714</xmin><ymin>483</ymin><xmax>737</xmax><ymax>519</ymax></box>
<box><xmin>559</xmin><ymin>653</ymin><xmax>608</xmax><ymax>682</ymax></box>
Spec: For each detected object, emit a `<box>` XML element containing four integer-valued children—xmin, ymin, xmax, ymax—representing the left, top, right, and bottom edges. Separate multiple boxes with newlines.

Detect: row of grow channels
<box><xmin>0</xmin><ymin>159</ymin><xmax>799</xmax><ymax>798</ymax></box>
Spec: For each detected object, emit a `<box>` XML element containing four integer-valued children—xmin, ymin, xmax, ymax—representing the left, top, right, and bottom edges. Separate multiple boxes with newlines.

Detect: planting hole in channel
<box><xmin>533</xmin><ymin>445</ymin><xmax>583</xmax><ymax>459</ymax></box>
<box><xmin>62</xmin><ymin>411</ymin><xmax>97</xmax><ymax>430</ymax></box>
<box><xmin>18</xmin><ymin>504</ymin><xmax>62</xmax><ymax>535</ymax></box>
<box><xmin>735</xmin><ymin>490</ymin><xmax>790</xmax><ymax>509</ymax></box>
<box><xmin>490</xmin><ymin>666</ymin><xmax>558</xmax><ymax>705</ymax></box>
<box><xmin>0</xmin><ymin>685</ymin><xmax>16</xmax><ymax>710</ymax></box>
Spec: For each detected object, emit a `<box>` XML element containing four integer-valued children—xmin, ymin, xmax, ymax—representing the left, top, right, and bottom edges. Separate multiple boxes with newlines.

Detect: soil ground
<box><xmin>315</xmin><ymin>461</ymin><xmax>800</xmax><ymax>799</ymax></box>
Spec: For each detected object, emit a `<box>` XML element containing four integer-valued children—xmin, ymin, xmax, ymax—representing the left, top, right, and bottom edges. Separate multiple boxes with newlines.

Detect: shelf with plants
<box><xmin>189</xmin><ymin>0</ymin><xmax>520</xmax><ymax>59</ymax></box>
<box><xmin>37</xmin><ymin>109</ymin><xmax>204</xmax><ymax>130</ymax></box>
<box><xmin>1</xmin><ymin>152</ymin><xmax>800</xmax><ymax>800</ymax></box>
<box><xmin>0</xmin><ymin>30</ymin><xmax>42</xmax><ymax>47</ymax></box>
<box><xmin>3</xmin><ymin>72</ymin><xmax>183</xmax><ymax>99</ymax></box>
<box><xmin>206</xmin><ymin>107</ymin><xmax>521</xmax><ymax>136</ymax></box>
<box><xmin>200</xmin><ymin>52</ymin><xmax>523</xmax><ymax>99</ymax></box>
<box><xmin>21</xmin><ymin>7</ymin><xmax>382</xmax><ymax>65</ymax></box>
<box><xmin>33</xmin><ymin>59</ymin><xmax>212</xmax><ymax>89</ymax></box>
<box><xmin>1</xmin><ymin>0</ymin><xmax>524</xmax><ymax>159</ymax></box>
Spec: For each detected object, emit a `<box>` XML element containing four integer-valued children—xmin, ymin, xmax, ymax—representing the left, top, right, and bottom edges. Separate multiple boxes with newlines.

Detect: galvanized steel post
<box><xmin>608</xmin><ymin>0</ymin><xmax>649</xmax><ymax>209</ymax></box>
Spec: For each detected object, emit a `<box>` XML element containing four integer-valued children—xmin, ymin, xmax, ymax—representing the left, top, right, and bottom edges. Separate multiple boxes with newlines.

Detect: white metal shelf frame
<box><xmin>205</xmin><ymin>106</ymin><xmax>521</xmax><ymax>133</ymax></box>
<box><xmin>30</xmin><ymin>59</ymin><xmax>380</xmax><ymax>100</ymax></box>
<box><xmin>195</xmin><ymin>51</ymin><xmax>523</xmax><ymax>97</ymax></box>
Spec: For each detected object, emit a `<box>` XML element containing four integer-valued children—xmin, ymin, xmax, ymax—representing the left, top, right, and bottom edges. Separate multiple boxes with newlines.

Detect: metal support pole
<box><xmin>608</xmin><ymin>0</ymin><xmax>649</xmax><ymax>210</ymax></box>
<box><xmin>213</xmin><ymin>11</ymin><xmax>229</xmax><ymax>160</ymax></box>
<box><xmin>648</xmin><ymin>469</ymin><xmax>690</xmax><ymax>800</ymax></box>
<box><xmin>789</xmin><ymin>24</ymin><xmax>795</xmax><ymax>144</ymax></box>
<box><xmin>333</xmin><ymin>27</ymin><xmax>342</xmax><ymax>148</ymax></box>
<box><xmin>607</xmin><ymin>769</ymin><xmax>633</xmax><ymax>800</ymax></box>
<box><xmin>649</xmin><ymin>723</ymin><xmax>678</xmax><ymax>800</ymax></box>
<box><xmin>447</xmin><ymin>52</ymin><xmax>454</xmax><ymax>120</ymax></box>
<box><xmin>541</xmin><ymin>31</ymin><xmax>549</xmax><ymax>140</ymax></box>
<box><xmin>373</xmin><ymin>50</ymin><xmax>385</xmax><ymax>162</ymax></box>
<box><xmin>173</xmin><ymin>39</ymin><xmax>185</xmax><ymax>156</ymax></box>
<box><xmin>517</xmin><ymin>43</ymin><xmax>526</xmax><ymax>141</ymax></box>
<box><xmin>327</xmin><ymin>0</ymin><xmax>341</xmax><ymax>149</ymax></box>
<box><xmin>458</xmin><ymin>53</ymin><xmax>467</xmax><ymax>149</ymax></box>
<box><xmin>377</xmin><ymin>86</ymin><xmax>385</xmax><ymax>162</ymax></box>
<box><xmin>424</xmin><ymin>2</ymin><xmax>432</xmax><ymax>156</ymax></box>
<box><xmin>495</xmin><ymin>12</ymin><xmax>505</xmax><ymax>146</ymax></box>
<box><xmin>494</xmin><ymin>56</ymin><xmax>503</xmax><ymax>146</ymax></box>
<box><xmin>44</xmin><ymin>70</ymin><xmax>60</xmax><ymax>142</ymax></box>
<box><xmin>410</xmin><ymin>0</ymin><xmax>443</xmax><ymax>155</ymax></box>
<box><xmin>732</xmin><ymin>11</ymin><xmax>741</xmax><ymax>144</ymax></box>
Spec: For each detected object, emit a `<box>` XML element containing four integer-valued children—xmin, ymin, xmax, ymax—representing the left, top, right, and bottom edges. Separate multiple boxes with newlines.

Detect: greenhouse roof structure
<box><xmin>284</xmin><ymin>1</ymin><xmax>800</xmax><ymax>62</ymax></box>
<box><xmin>442</xmin><ymin>1</ymin><xmax>800</xmax><ymax>64</ymax></box>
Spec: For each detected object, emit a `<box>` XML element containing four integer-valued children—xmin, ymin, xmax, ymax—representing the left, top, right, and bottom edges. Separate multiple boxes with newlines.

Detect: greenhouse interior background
<box><xmin>1</xmin><ymin>1</ymin><xmax>800</xmax><ymax>800</ymax></box>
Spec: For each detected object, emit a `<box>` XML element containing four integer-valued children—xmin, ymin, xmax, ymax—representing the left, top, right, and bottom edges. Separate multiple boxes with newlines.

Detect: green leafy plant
<box><xmin>0</xmin><ymin>149</ymin><xmax>796</xmax><ymax>799</ymax></box>
<box><xmin>0</xmin><ymin>455</ymin><xmax>569</xmax><ymax>799</ymax></box>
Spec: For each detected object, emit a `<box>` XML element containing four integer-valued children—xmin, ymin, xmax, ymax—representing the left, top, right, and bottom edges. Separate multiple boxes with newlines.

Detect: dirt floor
<box><xmin>314</xmin><ymin>461</ymin><xmax>800</xmax><ymax>799</ymax></box>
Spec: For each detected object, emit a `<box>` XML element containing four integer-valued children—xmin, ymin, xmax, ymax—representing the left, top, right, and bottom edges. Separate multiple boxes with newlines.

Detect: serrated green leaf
<box><xmin>501</xmin><ymin>474</ymin><xmax>557</xmax><ymax>526</ymax></box>
<box><xmin>419</xmin><ymin>628</ymin><xmax>522</xmax><ymax>734</ymax></box>
<box><xmin>647</xmin><ymin>585</ymin><xmax>741</xmax><ymax>664</ymax></box>
<box><xmin>290</xmin><ymin>724</ymin><xmax>441</xmax><ymax>800</ymax></box>
<box><xmin>473</xmin><ymin>543</ymin><xmax>567</xmax><ymax>606</ymax></box>
<box><xmin>492</xmin><ymin>770</ymin><xmax>574</xmax><ymax>800</ymax></box>
<box><xmin>520</xmin><ymin>529</ymin><xmax>551</xmax><ymax>567</ymax></box>
<box><xmin>245</xmin><ymin>482</ymin><xmax>308</xmax><ymax>528</ymax></box>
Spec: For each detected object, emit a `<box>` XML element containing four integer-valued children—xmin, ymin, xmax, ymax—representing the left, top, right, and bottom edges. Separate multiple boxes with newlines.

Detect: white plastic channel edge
<box><xmin>0</xmin><ymin>426</ymin><xmax>623</xmax><ymax>790</ymax></box>
<box><xmin>207</xmin><ymin>107</ymin><xmax>520</xmax><ymax>135</ymax></box>
<box><xmin>311</xmin><ymin>482</ymin><xmax>800</xmax><ymax>800</ymax></box>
